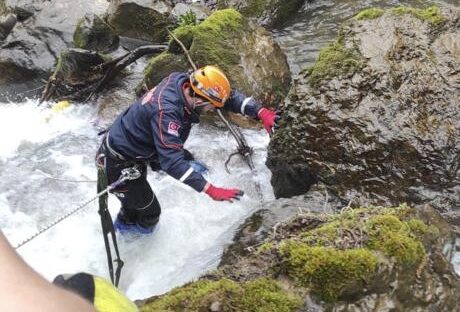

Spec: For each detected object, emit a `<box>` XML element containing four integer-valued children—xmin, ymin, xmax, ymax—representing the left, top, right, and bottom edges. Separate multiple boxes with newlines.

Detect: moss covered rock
<box><xmin>391</xmin><ymin>6</ymin><xmax>445</xmax><ymax>26</ymax></box>
<box><xmin>216</xmin><ymin>0</ymin><xmax>307</xmax><ymax>28</ymax></box>
<box><xmin>106</xmin><ymin>0</ymin><xmax>174</xmax><ymax>43</ymax></box>
<box><xmin>143</xmin><ymin>9</ymin><xmax>290</xmax><ymax>109</ymax></box>
<box><xmin>267</xmin><ymin>6</ymin><xmax>460</xmax><ymax>206</ymax></box>
<box><xmin>141</xmin><ymin>278</ymin><xmax>302</xmax><ymax>312</ymax></box>
<box><xmin>354</xmin><ymin>8</ymin><xmax>384</xmax><ymax>21</ymax></box>
<box><xmin>46</xmin><ymin>48</ymin><xmax>106</xmax><ymax>98</ymax></box>
<box><xmin>0</xmin><ymin>13</ymin><xmax>16</xmax><ymax>40</ymax></box>
<box><xmin>74</xmin><ymin>13</ymin><xmax>118</xmax><ymax>52</ymax></box>
<box><xmin>140</xmin><ymin>205</ymin><xmax>460</xmax><ymax>311</ymax></box>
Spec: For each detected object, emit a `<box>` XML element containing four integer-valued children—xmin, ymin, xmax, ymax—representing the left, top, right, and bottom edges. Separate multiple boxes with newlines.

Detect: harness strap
<box><xmin>105</xmin><ymin>132</ymin><xmax>127</xmax><ymax>161</ymax></box>
<box><xmin>97</xmin><ymin>166</ymin><xmax>124</xmax><ymax>287</ymax></box>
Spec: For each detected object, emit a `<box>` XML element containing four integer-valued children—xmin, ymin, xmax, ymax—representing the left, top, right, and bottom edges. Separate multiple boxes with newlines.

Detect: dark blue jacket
<box><xmin>107</xmin><ymin>72</ymin><xmax>262</xmax><ymax>192</ymax></box>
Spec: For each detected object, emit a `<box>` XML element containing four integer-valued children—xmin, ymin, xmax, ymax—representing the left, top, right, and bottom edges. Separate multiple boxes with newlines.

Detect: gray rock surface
<box><xmin>267</xmin><ymin>7</ymin><xmax>460</xmax><ymax>214</ymax></box>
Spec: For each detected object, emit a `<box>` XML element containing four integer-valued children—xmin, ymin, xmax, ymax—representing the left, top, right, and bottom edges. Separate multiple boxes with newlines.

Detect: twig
<box><xmin>167</xmin><ymin>28</ymin><xmax>197</xmax><ymax>71</ymax></box>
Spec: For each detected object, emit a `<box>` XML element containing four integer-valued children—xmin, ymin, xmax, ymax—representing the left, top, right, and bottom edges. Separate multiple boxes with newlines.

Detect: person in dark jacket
<box><xmin>96</xmin><ymin>65</ymin><xmax>276</xmax><ymax>234</ymax></box>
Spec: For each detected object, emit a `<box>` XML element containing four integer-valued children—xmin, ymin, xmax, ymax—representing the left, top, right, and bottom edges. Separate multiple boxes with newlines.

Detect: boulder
<box><xmin>216</xmin><ymin>0</ymin><xmax>307</xmax><ymax>28</ymax></box>
<box><xmin>0</xmin><ymin>13</ymin><xmax>16</xmax><ymax>40</ymax></box>
<box><xmin>106</xmin><ymin>0</ymin><xmax>175</xmax><ymax>43</ymax></box>
<box><xmin>143</xmin><ymin>9</ymin><xmax>291</xmax><ymax>109</ymax></box>
<box><xmin>267</xmin><ymin>6</ymin><xmax>460</xmax><ymax>210</ymax></box>
<box><xmin>0</xmin><ymin>0</ymin><xmax>109</xmax><ymax>100</ymax></box>
<box><xmin>140</xmin><ymin>205</ymin><xmax>460</xmax><ymax>311</ymax></box>
<box><xmin>0</xmin><ymin>24</ymin><xmax>61</xmax><ymax>85</ymax></box>
<box><xmin>73</xmin><ymin>13</ymin><xmax>119</xmax><ymax>52</ymax></box>
<box><xmin>4</xmin><ymin>0</ymin><xmax>45</xmax><ymax>21</ymax></box>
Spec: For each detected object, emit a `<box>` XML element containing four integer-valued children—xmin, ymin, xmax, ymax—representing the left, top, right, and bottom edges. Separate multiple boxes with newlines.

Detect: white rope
<box><xmin>36</xmin><ymin>169</ymin><xmax>97</xmax><ymax>183</ymax></box>
<box><xmin>14</xmin><ymin>187</ymin><xmax>110</xmax><ymax>249</ymax></box>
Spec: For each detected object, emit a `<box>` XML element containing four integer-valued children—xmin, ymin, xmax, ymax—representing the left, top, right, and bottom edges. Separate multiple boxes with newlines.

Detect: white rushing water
<box><xmin>0</xmin><ymin>100</ymin><xmax>274</xmax><ymax>300</ymax></box>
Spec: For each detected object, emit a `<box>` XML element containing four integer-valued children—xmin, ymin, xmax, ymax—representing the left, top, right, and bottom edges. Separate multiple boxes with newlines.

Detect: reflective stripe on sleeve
<box><xmin>179</xmin><ymin>167</ymin><xmax>194</xmax><ymax>182</ymax></box>
<box><xmin>240</xmin><ymin>97</ymin><xmax>252</xmax><ymax>115</ymax></box>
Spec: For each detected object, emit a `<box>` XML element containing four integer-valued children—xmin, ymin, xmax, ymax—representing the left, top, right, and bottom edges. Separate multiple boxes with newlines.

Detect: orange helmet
<box><xmin>190</xmin><ymin>65</ymin><xmax>231</xmax><ymax>107</ymax></box>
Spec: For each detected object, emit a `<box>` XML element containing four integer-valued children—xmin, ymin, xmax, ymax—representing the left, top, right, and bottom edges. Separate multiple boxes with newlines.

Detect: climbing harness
<box><xmin>97</xmin><ymin>165</ymin><xmax>141</xmax><ymax>287</ymax></box>
<box><xmin>15</xmin><ymin>166</ymin><xmax>141</xmax><ymax>287</ymax></box>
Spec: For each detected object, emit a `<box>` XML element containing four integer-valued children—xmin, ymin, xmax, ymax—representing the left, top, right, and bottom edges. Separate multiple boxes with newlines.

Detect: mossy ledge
<box><xmin>354</xmin><ymin>8</ymin><xmax>384</xmax><ymax>20</ymax></box>
<box><xmin>140</xmin><ymin>205</ymin><xmax>452</xmax><ymax>309</ymax></box>
<box><xmin>140</xmin><ymin>278</ymin><xmax>302</xmax><ymax>312</ymax></box>
<box><xmin>391</xmin><ymin>6</ymin><xmax>445</xmax><ymax>26</ymax></box>
<box><xmin>303</xmin><ymin>38</ymin><xmax>364</xmax><ymax>86</ymax></box>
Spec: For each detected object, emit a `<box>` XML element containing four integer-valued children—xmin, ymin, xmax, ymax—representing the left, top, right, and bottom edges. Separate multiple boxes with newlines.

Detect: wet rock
<box><xmin>267</xmin><ymin>6</ymin><xmax>460</xmax><ymax>211</ymax></box>
<box><xmin>0</xmin><ymin>13</ymin><xmax>16</xmax><ymax>40</ymax></box>
<box><xmin>0</xmin><ymin>0</ymin><xmax>109</xmax><ymax>100</ymax></box>
<box><xmin>106</xmin><ymin>0</ymin><xmax>175</xmax><ymax>43</ymax></box>
<box><xmin>73</xmin><ymin>13</ymin><xmax>119</xmax><ymax>52</ymax></box>
<box><xmin>215</xmin><ymin>0</ymin><xmax>307</xmax><ymax>29</ymax></box>
<box><xmin>0</xmin><ymin>24</ymin><xmax>61</xmax><ymax>85</ymax></box>
<box><xmin>141</xmin><ymin>205</ymin><xmax>460</xmax><ymax>311</ymax></box>
<box><xmin>4</xmin><ymin>0</ymin><xmax>45</xmax><ymax>21</ymax></box>
<box><xmin>143</xmin><ymin>9</ymin><xmax>291</xmax><ymax>109</ymax></box>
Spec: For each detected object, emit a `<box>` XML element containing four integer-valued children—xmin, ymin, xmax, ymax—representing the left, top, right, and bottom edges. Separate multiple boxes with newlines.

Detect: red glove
<box><xmin>257</xmin><ymin>108</ymin><xmax>276</xmax><ymax>135</ymax></box>
<box><xmin>204</xmin><ymin>183</ymin><xmax>244</xmax><ymax>202</ymax></box>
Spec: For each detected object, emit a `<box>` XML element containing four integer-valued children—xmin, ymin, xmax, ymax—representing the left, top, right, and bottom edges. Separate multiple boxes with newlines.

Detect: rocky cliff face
<box><xmin>267</xmin><ymin>6</ymin><xmax>460</xmax><ymax>212</ymax></box>
<box><xmin>106</xmin><ymin>0</ymin><xmax>174</xmax><ymax>42</ymax></box>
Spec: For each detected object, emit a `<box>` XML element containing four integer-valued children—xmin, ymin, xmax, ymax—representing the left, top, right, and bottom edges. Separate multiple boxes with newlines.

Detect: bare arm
<box><xmin>0</xmin><ymin>231</ymin><xmax>96</xmax><ymax>312</ymax></box>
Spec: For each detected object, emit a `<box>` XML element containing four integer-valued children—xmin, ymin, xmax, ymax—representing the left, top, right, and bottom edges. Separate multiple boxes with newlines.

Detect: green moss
<box><xmin>239</xmin><ymin>279</ymin><xmax>302</xmax><ymax>312</ymax></box>
<box><xmin>145</xmin><ymin>9</ymin><xmax>244</xmax><ymax>88</ymax></box>
<box><xmin>301</xmin><ymin>219</ymin><xmax>342</xmax><ymax>246</ymax></box>
<box><xmin>304</xmin><ymin>39</ymin><xmax>363</xmax><ymax>86</ymax></box>
<box><xmin>189</xmin><ymin>9</ymin><xmax>244</xmax><ymax>70</ymax></box>
<box><xmin>392</xmin><ymin>6</ymin><xmax>445</xmax><ymax>26</ymax></box>
<box><xmin>280</xmin><ymin>243</ymin><xmax>378</xmax><ymax>302</ymax></box>
<box><xmin>407</xmin><ymin>218</ymin><xmax>429</xmax><ymax>236</ymax></box>
<box><xmin>73</xmin><ymin>18</ymin><xmax>85</xmax><ymax>48</ymax></box>
<box><xmin>365</xmin><ymin>215</ymin><xmax>426</xmax><ymax>266</ymax></box>
<box><xmin>141</xmin><ymin>278</ymin><xmax>301</xmax><ymax>312</ymax></box>
<box><xmin>178</xmin><ymin>10</ymin><xmax>197</xmax><ymax>27</ymax></box>
<box><xmin>298</xmin><ymin>205</ymin><xmax>427</xmax><ymax>271</ymax></box>
<box><xmin>256</xmin><ymin>242</ymin><xmax>274</xmax><ymax>254</ymax></box>
<box><xmin>354</xmin><ymin>8</ymin><xmax>384</xmax><ymax>20</ymax></box>
<box><xmin>143</xmin><ymin>52</ymin><xmax>189</xmax><ymax>87</ymax></box>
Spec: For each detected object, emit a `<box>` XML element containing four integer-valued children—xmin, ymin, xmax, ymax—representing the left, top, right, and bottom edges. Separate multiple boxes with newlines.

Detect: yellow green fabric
<box><xmin>93</xmin><ymin>276</ymin><xmax>138</xmax><ymax>312</ymax></box>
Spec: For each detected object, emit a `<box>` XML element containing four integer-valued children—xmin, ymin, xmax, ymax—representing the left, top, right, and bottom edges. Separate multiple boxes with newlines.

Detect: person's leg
<box><xmin>104</xmin><ymin>158</ymin><xmax>161</xmax><ymax>231</ymax></box>
<box><xmin>117</xmin><ymin>164</ymin><xmax>161</xmax><ymax>229</ymax></box>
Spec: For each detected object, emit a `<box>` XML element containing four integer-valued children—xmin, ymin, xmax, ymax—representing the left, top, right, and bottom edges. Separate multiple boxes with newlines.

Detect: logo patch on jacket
<box><xmin>167</xmin><ymin>121</ymin><xmax>181</xmax><ymax>136</ymax></box>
